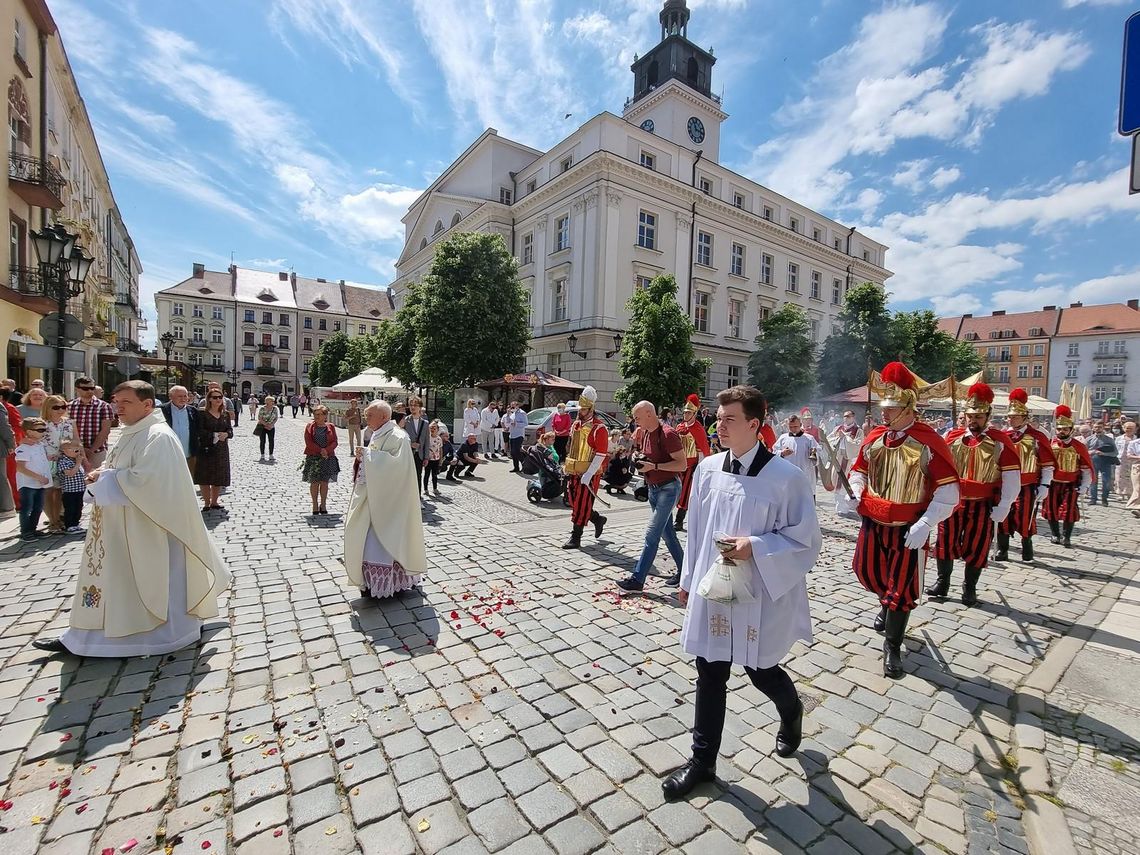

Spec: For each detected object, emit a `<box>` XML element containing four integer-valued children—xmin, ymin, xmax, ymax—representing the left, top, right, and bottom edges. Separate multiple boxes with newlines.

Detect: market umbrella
<box><xmin>1058</xmin><ymin>380</ymin><xmax>1071</xmax><ymax>409</ymax></box>
<box><xmin>1079</xmin><ymin>386</ymin><xmax>1093</xmax><ymax>421</ymax></box>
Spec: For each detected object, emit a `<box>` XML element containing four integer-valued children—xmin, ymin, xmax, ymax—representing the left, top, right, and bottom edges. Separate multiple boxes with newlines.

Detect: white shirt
<box><xmin>729</xmin><ymin>441</ymin><xmax>761</xmax><ymax>473</ymax></box>
<box><xmin>480</xmin><ymin>407</ymin><xmax>499</xmax><ymax>432</ymax></box>
<box><xmin>463</xmin><ymin>407</ymin><xmax>480</xmax><ymax>437</ymax></box>
<box><xmin>773</xmin><ymin>432</ymin><xmax>819</xmax><ymax>481</ymax></box>
<box><xmin>15</xmin><ymin>442</ymin><xmax>51</xmax><ymax>489</ymax></box>
<box><xmin>1125</xmin><ymin>437</ymin><xmax>1140</xmax><ymax>460</ymax></box>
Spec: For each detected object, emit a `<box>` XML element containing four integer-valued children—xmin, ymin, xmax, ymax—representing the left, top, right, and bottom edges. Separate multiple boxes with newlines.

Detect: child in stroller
<box><xmin>523</xmin><ymin>433</ymin><xmax>566</xmax><ymax>504</ymax></box>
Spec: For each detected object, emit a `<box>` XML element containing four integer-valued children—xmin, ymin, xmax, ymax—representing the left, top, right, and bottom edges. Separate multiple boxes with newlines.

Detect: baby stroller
<box><xmin>603</xmin><ymin>455</ymin><xmax>635</xmax><ymax>495</ymax></box>
<box><xmin>522</xmin><ymin>446</ymin><xmax>566</xmax><ymax>504</ymax></box>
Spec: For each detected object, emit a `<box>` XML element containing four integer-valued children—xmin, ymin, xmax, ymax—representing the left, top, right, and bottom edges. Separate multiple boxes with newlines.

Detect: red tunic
<box><xmin>1048</xmin><ymin>437</ymin><xmax>1093</xmax><ymax>484</ymax></box>
<box><xmin>1004</xmin><ymin>425</ymin><xmax>1056</xmax><ymax>486</ymax></box>
<box><xmin>942</xmin><ymin>427</ymin><xmax>1020</xmax><ymax>503</ymax></box>
<box><xmin>852</xmin><ymin>421</ymin><xmax>959</xmax><ymax>526</ymax></box>
<box><xmin>803</xmin><ymin>425</ymin><xmax>820</xmax><ymax>442</ymax></box>
<box><xmin>759</xmin><ymin>424</ymin><xmax>777</xmax><ymax>451</ymax></box>
<box><xmin>675</xmin><ymin>418</ymin><xmax>710</xmax><ymax>463</ymax></box>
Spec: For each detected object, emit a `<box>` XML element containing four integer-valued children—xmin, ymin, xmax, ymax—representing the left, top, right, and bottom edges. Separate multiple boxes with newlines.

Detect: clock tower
<box><xmin>623</xmin><ymin>0</ymin><xmax>728</xmax><ymax>162</ymax></box>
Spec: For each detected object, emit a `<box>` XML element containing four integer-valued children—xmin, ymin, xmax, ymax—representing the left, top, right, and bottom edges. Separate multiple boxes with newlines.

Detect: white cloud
<box><xmin>993</xmin><ymin>269</ymin><xmax>1140</xmax><ymax>312</ymax></box>
<box><xmin>741</xmin><ymin>5</ymin><xmax>1088</xmax><ymax>209</ymax></box>
<box><xmin>928</xmin><ymin>166</ymin><xmax>961</xmax><ymax>189</ymax></box>
<box><xmin>891</xmin><ymin>160</ymin><xmax>932</xmax><ymax>192</ymax></box>
<box><xmin>1062</xmin><ymin>0</ymin><xmax>1129</xmax><ymax>7</ymax></box>
<box><xmin>51</xmin><ymin>0</ymin><xmax>117</xmax><ymax>74</ymax></box>
<box><xmin>931</xmin><ymin>292</ymin><xmax>983</xmax><ymax>316</ymax></box>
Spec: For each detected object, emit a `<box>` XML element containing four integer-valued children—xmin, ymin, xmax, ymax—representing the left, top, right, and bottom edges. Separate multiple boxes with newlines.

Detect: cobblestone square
<box><xmin>1</xmin><ymin>415</ymin><xmax>1137</xmax><ymax>854</ymax></box>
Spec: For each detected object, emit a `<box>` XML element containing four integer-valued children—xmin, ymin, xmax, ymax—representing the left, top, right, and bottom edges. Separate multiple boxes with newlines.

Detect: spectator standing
<box><xmin>495</xmin><ymin>407</ymin><xmax>508</xmax><ymax>458</ymax></box>
<box><xmin>15</xmin><ymin>416</ymin><xmax>51</xmax><ymax>540</ymax></box>
<box><xmin>276</xmin><ymin>394</ymin><xmax>285</xmax><ymax>417</ymax></box>
<box><xmin>160</xmin><ymin>386</ymin><xmax>200</xmax><ymax>476</ymax></box>
<box><xmin>195</xmin><ymin>389</ymin><xmax>233</xmax><ymax>512</ymax></box>
<box><xmin>615</xmin><ymin>402</ymin><xmax>687</xmax><ymax>592</ymax></box>
<box><xmin>506</xmin><ymin>401</ymin><xmax>528</xmax><ymax>472</ymax></box>
<box><xmin>1126</xmin><ymin>428</ymin><xmax>1140</xmax><ymax>516</ymax></box>
<box><xmin>480</xmin><ymin>401</ymin><xmax>499</xmax><ymax>457</ymax></box>
<box><xmin>255</xmin><ymin>397</ymin><xmax>279</xmax><ymax>460</ymax></box>
<box><xmin>18</xmin><ymin>388</ymin><xmax>47</xmax><ymax>420</ymax></box>
<box><xmin>302</xmin><ymin>405</ymin><xmax>340</xmax><ymax>515</ymax></box>
<box><xmin>0</xmin><ymin>402</ymin><xmax>15</xmax><ymax>517</ymax></box>
<box><xmin>1115</xmin><ymin>421</ymin><xmax>1136</xmax><ymax>499</ymax></box>
<box><xmin>424</xmin><ymin>421</ymin><xmax>444</xmax><ymax>494</ymax></box>
<box><xmin>247</xmin><ymin>395</ymin><xmax>259</xmax><ymax>420</ymax></box>
<box><xmin>552</xmin><ymin>403</ymin><xmax>572</xmax><ymax>461</ymax></box>
<box><xmin>40</xmin><ymin>394</ymin><xmax>74</xmax><ymax>531</ymax></box>
<box><xmin>3</xmin><ymin>389</ymin><xmax>25</xmax><ymax>506</ymax></box>
<box><xmin>463</xmin><ymin>398</ymin><xmax>481</xmax><ymax>442</ymax></box>
<box><xmin>345</xmin><ymin>399</ymin><xmax>362</xmax><ymax>454</ymax></box>
<box><xmin>69</xmin><ymin>376</ymin><xmax>115</xmax><ymax>468</ymax></box>
<box><xmin>405</xmin><ymin>397</ymin><xmax>429</xmax><ymax>491</ymax></box>
<box><xmin>299</xmin><ymin>392</ymin><xmax>309</xmax><ymax>415</ymax></box>
<box><xmin>56</xmin><ymin>440</ymin><xmax>87</xmax><ymax>533</ymax></box>
<box><xmin>1087</xmin><ymin>422</ymin><xmax>1118</xmax><ymax>506</ymax></box>
<box><xmin>290</xmin><ymin>393</ymin><xmax>300</xmax><ymax>417</ymax></box>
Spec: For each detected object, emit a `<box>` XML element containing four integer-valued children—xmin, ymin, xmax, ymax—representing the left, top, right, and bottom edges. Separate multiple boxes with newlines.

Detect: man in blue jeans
<box><xmin>617</xmin><ymin>401</ymin><xmax>689</xmax><ymax>592</ymax></box>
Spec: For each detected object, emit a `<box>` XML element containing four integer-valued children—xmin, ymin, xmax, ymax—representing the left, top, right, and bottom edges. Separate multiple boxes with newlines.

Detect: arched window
<box><xmin>451</xmin><ymin>212</ymin><xmax>462</xmax><ymax>227</ymax></box>
<box><xmin>433</xmin><ymin>219</ymin><xmax>444</xmax><ymax>235</ymax></box>
<box><xmin>419</xmin><ymin>237</ymin><xmax>428</xmax><ymax>251</ymax></box>
<box><xmin>686</xmin><ymin>57</ymin><xmax>699</xmax><ymax>85</ymax></box>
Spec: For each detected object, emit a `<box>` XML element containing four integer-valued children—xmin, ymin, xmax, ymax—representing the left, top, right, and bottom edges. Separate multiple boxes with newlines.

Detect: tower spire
<box><xmin>660</xmin><ymin>0</ymin><xmax>690</xmax><ymax>41</ymax></box>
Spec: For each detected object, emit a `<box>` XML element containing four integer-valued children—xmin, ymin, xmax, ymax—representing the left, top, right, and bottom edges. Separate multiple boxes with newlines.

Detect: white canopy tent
<box><xmin>331</xmin><ymin>367</ymin><xmax>405</xmax><ymax>395</ymax></box>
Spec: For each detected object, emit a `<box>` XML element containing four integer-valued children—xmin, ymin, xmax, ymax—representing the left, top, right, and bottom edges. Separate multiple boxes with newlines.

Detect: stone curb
<box><xmin>1010</xmin><ymin>552</ymin><xmax>1139</xmax><ymax>855</ymax></box>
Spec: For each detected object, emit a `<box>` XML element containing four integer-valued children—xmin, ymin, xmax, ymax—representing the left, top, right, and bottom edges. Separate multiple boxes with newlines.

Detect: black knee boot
<box><xmin>1021</xmin><ymin>536</ymin><xmax>1033</xmax><ymax>562</ymax></box>
<box><xmin>1062</xmin><ymin>522</ymin><xmax>1074</xmax><ymax>548</ymax></box>
<box><xmin>561</xmin><ymin>526</ymin><xmax>583</xmax><ymax>549</ymax></box>
<box><xmin>883</xmin><ymin>609</ymin><xmax>909</xmax><ymax>679</ymax></box>
<box><xmin>926</xmin><ymin>558</ymin><xmax>952</xmax><ymax>598</ymax></box>
<box><xmin>873</xmin><ymin>604</ymin><xmax>887</xmax><ymax>632</ymax></box>
<box><xmin>674</xmin><ymin>508</ymin><xmax>686</xmax><ymax>531</ymax></box>
<box><xmin>962</xmin><ymin>564</ymin><xmax>982</xmax><ymax>607</ymax></box>
<box><xmin>994</xmin><ymin>532</ymin><xmax>1009</xmax><ymax>561</ymax></box>
<box><xmin>1047</xmin><ymin>520</ymin><xmax>1061</xmax><ymax>544</ymax></box>
<box><xmin>590</xmin><ymin>511</ymin><xmax>607</xmax><ymax>538</ymax></box>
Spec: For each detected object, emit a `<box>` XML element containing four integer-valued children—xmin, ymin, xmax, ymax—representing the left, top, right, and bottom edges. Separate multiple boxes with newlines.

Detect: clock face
<box><xmin>640</xmin><ymin>118</ymin><xmax>655</xmax><ymax>133</ymax></box>
<box><xmin>687</xmin><ymin>116</ymin><xmax>706</xmax><ymax>144</ymax></box>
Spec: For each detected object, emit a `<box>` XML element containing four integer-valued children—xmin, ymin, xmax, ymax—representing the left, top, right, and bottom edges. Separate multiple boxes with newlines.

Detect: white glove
<box><xmin>990</xmin><ymin>504</ymin><xmax>1011</xmax><ymax>524</ymax></box>
<box><xmin>837</xmin><ymin>492</ymin><xmax>860</xmax><ymax>516</ymax></box>
<box><xmin>1036</xmin><ymin>484</ymin><xmax>1050</xmax><ymax>502</ymax></box>
<box><xmin>903</xmin><ymin>519</ymin><xmax>932</xmax><ymax>550</ymax></box>
<box><xmin>582</xmin><ymin>455</ymin><xmax>602</xmax><ymax>483</ymax></box>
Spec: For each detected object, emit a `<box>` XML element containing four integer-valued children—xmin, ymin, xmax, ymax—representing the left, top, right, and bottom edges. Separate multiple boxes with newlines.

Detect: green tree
<box><xmin>890</xmin><ymin>309</ymin><xmax>983</xmax><ymax>382</ymax></box>
<box><xmin>747</xmin><ymin>304</ymin><xmax>816</xmax><ymax>408</ymax></box>
<box><xmin>338</xmin><ymin>333</ymin><xmax>377</xmax><ymax>382</ymax></box>
<box><xmin>313</xmin><ymin>331</ymin><xmax>350</xmax><ymax>387</ymax></box>
<box><xmin>374</xmin><ymin>284</ymin><xmax>423</xmax><ymax>388</ymax></box>
<box><xmin>614</xmin><ymin>274</ymin><xmax>709</xmax><ymax>412</ymax></box>
<box><xmin>306</xmin><ymin>351</ymin><xmax>322</xmax><ymax>389</ymax></box>
<box><xmin>412</xmin><ymin>233</ymin><xmax>530</xmax><ymax>388</ymax></box>
<box><xmin>817</xmin><ymin>282</ymin><xmax>900</xmax><ymax>393</ymax></box>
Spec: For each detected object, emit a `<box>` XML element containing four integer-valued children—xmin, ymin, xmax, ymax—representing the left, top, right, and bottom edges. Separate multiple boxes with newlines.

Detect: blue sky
<box><xmin>52</xmin><ymin>0</ymin><xmax>1140</xmax><ymax>346</ymax></box>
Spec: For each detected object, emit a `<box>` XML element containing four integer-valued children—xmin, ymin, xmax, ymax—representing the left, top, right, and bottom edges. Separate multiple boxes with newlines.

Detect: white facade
<box><xmin>155</xmin><ymin>265</ymin><xmax>391</xmax><ymax>398</ymax></box>
<box><xmin>1048</xmin><ymin>328</ymin><xmax>1140</xmax><ymax>412</ymax></box>
<box><xmin>392</xmin><ymin>2</ymin><xmax>890</xmax><ymax>412</ymax></box>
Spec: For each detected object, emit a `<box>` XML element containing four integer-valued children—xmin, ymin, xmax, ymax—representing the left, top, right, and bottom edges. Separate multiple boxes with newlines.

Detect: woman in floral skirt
<box><xmin>302</xmin><ymin>405</ymin><xmax>339</xmax><ymax>515</ymax></box>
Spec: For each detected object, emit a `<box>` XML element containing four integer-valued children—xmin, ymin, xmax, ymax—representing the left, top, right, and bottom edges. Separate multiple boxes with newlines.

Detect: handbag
<box><xmin>253</xmin><ymin>423</ymin><xmax>266</xmax><ymax>437</ymax></box>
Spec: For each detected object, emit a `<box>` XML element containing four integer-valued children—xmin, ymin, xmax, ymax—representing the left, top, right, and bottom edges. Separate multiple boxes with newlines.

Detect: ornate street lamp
<box><xmin>159</xmin><ymin>330</ymin><xmax>176</xmax><ymax>396</ymax></box>
<box><xmin>225</xmin><ymin>367</ymin><xmax>241</xmax><ymax>399</ymax></box>
<box><xmin>605</xmin><ymin>333</ymin><xmax>623</xmax><ymax>360</ymax></box>
<box><xmin>567</xmin><ymin>333</ymin><xmax>587</xmax><ymax>361</ymax></box>
<box><xmin>31</xmin><ymin>223</ymin><xmax>93</xmax><ymax>394</ymax></box>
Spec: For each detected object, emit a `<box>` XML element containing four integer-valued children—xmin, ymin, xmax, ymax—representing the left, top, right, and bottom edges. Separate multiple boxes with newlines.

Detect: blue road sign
<box><xmin>1122</xmin><ymin>11</ymin><xmax>1140</xmax><ymax>136</ymax></box>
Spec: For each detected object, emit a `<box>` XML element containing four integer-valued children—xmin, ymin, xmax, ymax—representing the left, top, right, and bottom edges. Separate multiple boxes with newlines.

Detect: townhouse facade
<box><xmin>938</xmin><ymin>309</ymin><xmax>1060</xmax><ymax>398</ymax></box>
<box><xmin>154</xmin><ymin>263</ymin><xmax>392</xmax><ymax>399</ymax></box>
<box><xmin>1047</xmin><ymin>300</ymin><xmax>1140</xmax><ymax>412</ymax></box>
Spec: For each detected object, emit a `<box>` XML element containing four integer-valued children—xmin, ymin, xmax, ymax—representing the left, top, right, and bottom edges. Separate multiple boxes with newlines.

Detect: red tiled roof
<box><xmin>1057</xmin><ymin>304</ymin><xmax>1140</xmax><ymax>335</ymax></box>
<box><xmin>951</xmin><ymin>309</ymin><xmax>1060</xmax><ymax>340</ymax></box>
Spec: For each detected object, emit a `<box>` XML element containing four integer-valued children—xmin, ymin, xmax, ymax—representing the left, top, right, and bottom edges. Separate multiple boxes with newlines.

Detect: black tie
<box><xmin>731</xmin><ymin>459</ymin><xmax>742</xmax><ymax>475</ymax></box>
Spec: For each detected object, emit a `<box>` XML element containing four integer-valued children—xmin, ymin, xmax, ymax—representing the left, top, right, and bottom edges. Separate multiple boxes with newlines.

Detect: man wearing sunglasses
<box><xmin>68</xmin><ymin>377</ymin><xmax>115</xmax><ymax>468</ymax></box>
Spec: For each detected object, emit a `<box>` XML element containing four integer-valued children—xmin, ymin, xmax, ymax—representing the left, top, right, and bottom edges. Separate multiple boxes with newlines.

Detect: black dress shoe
<box><xmin>615</xmin><ymin>576</ymin><xmax>644</xmax><ymax>592</ymax></box>
<box><xmin>663</xmin><ymin>573</ymin><xmax>681</xmax><ymax>587</ymax></box>
<box><xmin>662</xmin><ymin>758</ymin><xmax>716</xmax><ymax>800</ymax></box>
<box><xmin>775</xmin><ymin>701</ymin><xmax>804</xmax><ymax>758</ymax></box>
<box><xmin>32</xmin><ymin>637</ymin><xmax>69</xmax><ymax>653</ymax></box>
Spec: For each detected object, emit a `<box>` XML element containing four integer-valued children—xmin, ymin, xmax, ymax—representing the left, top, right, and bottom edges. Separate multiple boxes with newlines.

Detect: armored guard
<box><xmin>928</xmin><ymin>382</ymin><xmax>1020</xmax><ymax>606</ymax></box>
<box><xmin>562</xmin><ymin>386</ymin><xmax>609</xmax><ymax>550</ymax></box>
<box><xmin>1042</xmin><ymin>405</ymin><xmax>1092</xmax><ymax>548</ymax></box>
<box><xmin>842</xmin><ymin>362</ymin><xmax>959</xmax><ymax>678</ymax></box>
<box><xmin>674</xmin><ymin>394</ymin><xmax>710</xmax><ymax>531</ymax></box>
<box><xmin>996</xmin><ymin>389</ymin><xmax>1055</xmax><ymax>562</ymax></box>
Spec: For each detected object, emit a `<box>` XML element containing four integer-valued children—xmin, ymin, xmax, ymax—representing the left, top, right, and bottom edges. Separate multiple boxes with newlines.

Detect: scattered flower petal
<box><xmin>417</xmin><ymin>818</ymin><xmax>431</xmax><ymax>832</ymax></box>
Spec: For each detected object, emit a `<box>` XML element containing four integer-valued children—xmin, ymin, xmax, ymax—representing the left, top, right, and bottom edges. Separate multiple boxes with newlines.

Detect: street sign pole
<box><xmin>1122</xmin><ymin>11</ymin><xmax>1140</xmax><ymax>136</ymax></box>
<box><xmin>1132</xmin><ymin>133</ymin><xmax>1140</xmax><ymax>195</ymax></box>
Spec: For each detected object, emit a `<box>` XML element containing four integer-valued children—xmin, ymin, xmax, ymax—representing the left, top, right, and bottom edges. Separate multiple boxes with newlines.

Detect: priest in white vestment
<box><xmin>773</xmin><ymin>413</ymin><xmax>821</xmax><ymax>486</ymax></box>
<box><xmin>344</xmin><ymin>400</ymin><xmax>426</xmax><ymax>598</ymax></box>
<box><xmin>663</xmin><ymin>385</ymin><xmax>822</xmax><ymax>801</ymax></box>
<box><xmin>33</xmin><ymin>381</ymin><xmax>230</xmax><ymax>657</ymax></box>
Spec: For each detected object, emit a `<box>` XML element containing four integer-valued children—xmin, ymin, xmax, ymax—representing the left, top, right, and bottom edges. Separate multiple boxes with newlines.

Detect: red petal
<box><xmin>455</xmin><ymin>623</ymin><xmax>461</xmax><ymax>629</ymax></box>
<box><xmin>60</xmin><ymin>733</ymin><xmax>72</xmax><ymax>742</ymax></box>
<box><xmin>273</xmin><ymin>829</ymin><xmax>284</xmax><ymax>838</ymax></box>
<box><xmin>121</xmin><ymin>838</ymin><xmax>139</xmax><ymax>852</ymax></box>
<box><xmin>201</xmin><ymin>843</ymin><xmax>212</xmax><ymax>850</ymax></box>
<box><xmin>60</xmin><ymin>788</ymin><xmax>71</xmax><ymax>797</ymax></box>
<box><xmin>75</xmin><ymin>803</ymin><xmax>88</xmax><ymax>813</ymax></box>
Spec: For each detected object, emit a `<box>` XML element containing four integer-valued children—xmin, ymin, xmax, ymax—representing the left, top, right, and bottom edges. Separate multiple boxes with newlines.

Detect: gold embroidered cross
<box><xmin>710</xmin><ymin>614</ymin><xmax>730</xmax><ymax>637</ymax></box>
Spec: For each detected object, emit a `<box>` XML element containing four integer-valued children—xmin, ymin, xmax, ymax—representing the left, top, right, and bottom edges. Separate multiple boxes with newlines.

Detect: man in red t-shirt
<box><xmin>616</xmin><ymin>401</ymin><xmax>689</xmax><ymax>592</ymax></box>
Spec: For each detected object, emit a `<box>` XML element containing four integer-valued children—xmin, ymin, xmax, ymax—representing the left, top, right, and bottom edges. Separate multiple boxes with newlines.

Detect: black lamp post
<box><xmin>225</xmin><ymin>368</ymin><xmax>240</xmax><ymax>399</ymax></box>
<box><xmin>31</xmin><ymin>223</ymin><xmax>93</xmax><ymax>395</ymax></box>
<box><xmin>160</xmin><ymin>330</ymin><xmax>176</xmax><ymax>396</ymax></box>
<box><xmin>567</xmin><ymin>333</ymin><xmax>587</xmax><ymax>361</ymax></box>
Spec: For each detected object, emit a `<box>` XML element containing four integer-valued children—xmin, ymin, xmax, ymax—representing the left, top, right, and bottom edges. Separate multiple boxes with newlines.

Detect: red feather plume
<box><xmin>686</xmin><ymin>394</ymin><xmax>701</xmax><ymax>408</ymax></box>
<box><xmin>880</xmin><ymin>361</ymin><xmax>915</xmax><ymax>390</ymax></box>
<box><xmin>1009</xmin><ymin>388</ymin><xmax>1028</xmax><ymax>404</ymax></box>
<box><xmin>966</xmin><ymin>382</ymin><xmax>994</xmax><ymax>404</ymax></box>
<box><xmin>1055</xmin><ymin>405</ymin><xmax>1072</xmax><ymax>418</ymax></box>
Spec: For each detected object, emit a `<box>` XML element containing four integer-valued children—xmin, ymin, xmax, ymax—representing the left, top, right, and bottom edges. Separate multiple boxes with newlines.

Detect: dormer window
<box><xmin>257</xmin><ymin>288</ymin><xmax>278</xmax><ymax>302</ymax></box>
<box><xmin>434</xmin><ymin>220</ymin><xmax>444</xmax><ymax>235</ymax></box>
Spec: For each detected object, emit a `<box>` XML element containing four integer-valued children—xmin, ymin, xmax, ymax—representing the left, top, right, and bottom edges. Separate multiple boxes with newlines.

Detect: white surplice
<box><xmin>680</xmin><ymin>447</ymin><xmax>821</xmax><ymax>669</ymax></box>
<box><xmin>773</xmin><ymin>432</ymin><xmax>819</xmax><ymax>484</ymax></box>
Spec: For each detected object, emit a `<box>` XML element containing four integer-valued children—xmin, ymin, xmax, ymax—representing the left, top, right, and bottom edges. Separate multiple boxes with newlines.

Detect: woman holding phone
<box><xmin>195</xmin><ymin>389</ymin><xmax>233</xmax><ymax>512</ymax></box>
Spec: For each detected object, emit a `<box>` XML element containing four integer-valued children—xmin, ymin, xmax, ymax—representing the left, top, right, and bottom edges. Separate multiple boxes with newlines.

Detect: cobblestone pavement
<box><xmin>0</xmin><ymin>415</ymin><xmax>1137</xmax><ymax>854</ymax></box>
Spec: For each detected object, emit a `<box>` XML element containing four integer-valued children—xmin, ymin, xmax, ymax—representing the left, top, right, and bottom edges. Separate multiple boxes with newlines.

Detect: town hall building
<box><xmin>392</xmin><ymin>0</ymin><xmax>892</xmax><ymax>411</ymax></box>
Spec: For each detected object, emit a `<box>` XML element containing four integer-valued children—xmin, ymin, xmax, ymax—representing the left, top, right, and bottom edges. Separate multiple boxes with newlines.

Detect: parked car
<box><xmin>524</xmin><ymin>405</ymin><xmax>626</xmax><ymax>443</ymax></box>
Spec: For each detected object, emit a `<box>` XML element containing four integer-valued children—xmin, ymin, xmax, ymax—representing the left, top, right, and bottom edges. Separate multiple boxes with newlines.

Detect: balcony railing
<box><xmin>255</xmin><ymin>366</ymin><xmax>276</xmax><ymax>376</ymax></box>
<box><xmin>114</xmin><ymin>292</ymin><xmax>138</xmax><ymax>312</ymax></box>
<box><xmin>119</xmin><ymin>338</ymin><xmax>142</xmax><ymax>353</ymax></box>
<box><xmin>8</xmin><ymin>152</ymin><xmax>65</xmax><ymax>209</ymax></box>
<box><xmin>187</xmin><ymin>340</ymin><xmax>209</xmax><ymax>349</ymax></box>
<box><xmin>1092</xmin><ymin>351</ymin><xmax>1127</xmax><ymax>360</ymax></box>
<box><xmin>257</xmin><ymin>343</ymin><xmax>277</xmax><ymax>352</ymax></box>
<box><xmin>7</xmin><ymin>265</ymin><xmax>49</xmax><ymax>297</ymax></box>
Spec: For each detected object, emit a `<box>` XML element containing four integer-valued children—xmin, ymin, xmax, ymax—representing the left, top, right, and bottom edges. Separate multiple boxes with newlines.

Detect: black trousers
<box><xmin>554</xmin><ymin>435</ymin><xmax>569</xmax><ymax>461</ymax></box>
<box><xmin>692</xmin><ymin>656</ymin><xmax>799</xmax><ymax>766</ymax></box>
<box><xmin>423</xmin><ymin>460</ymin><xmax>440</xmax><ymax>490</ymax></box>
<box><xmin>259</xmin><ymin>428</ymin><xmax>275</xmax><ymax>455</ymax></box>
<box><xmin>62</xmin><ymin>490</ymin><xmax>84</xmax><ymax>528</ymax></box>
<box><xmin>413</xmin><ymin>453</ymin><xmax>424</xmax><ymax>489</ymax></box>
<box><xmin>510</xmin><ymin>436</ymin><xmax>524</xmax><ymax>470</ymax></box>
